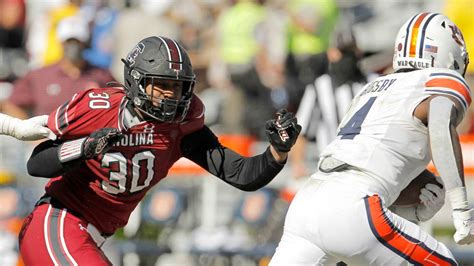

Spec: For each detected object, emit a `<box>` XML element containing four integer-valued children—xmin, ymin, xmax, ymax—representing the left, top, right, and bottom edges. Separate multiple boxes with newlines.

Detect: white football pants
<box><xmin>270</xmin><ymin>171</ymin><xmax>456</xmax><ymax>266</ymax></box>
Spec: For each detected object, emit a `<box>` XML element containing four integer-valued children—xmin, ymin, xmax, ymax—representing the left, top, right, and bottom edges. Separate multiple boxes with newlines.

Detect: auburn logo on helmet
<box><xmin>449</xmin><ymin>25</ymin><xmax>465</xmax><ymax>47</ymax></box>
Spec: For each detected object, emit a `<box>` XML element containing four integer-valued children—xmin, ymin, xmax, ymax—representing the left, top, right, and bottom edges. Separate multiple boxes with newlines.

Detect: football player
<box><xmin>271</xmin><ymin>13</ymin><xmax>473</xmax><ymax>265</ymax></box>
<box><xmin>16</xmin><ymin>36</ymin><xmax>301</xmax><ymax>265</ymax></box>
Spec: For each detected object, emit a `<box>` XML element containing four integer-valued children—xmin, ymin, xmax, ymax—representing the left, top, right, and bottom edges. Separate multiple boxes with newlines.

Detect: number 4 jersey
<box><xmin>45</xmin><ymin>87</ymin><xmax>204</xmax><ymax>234</ymax></box>
<box><xmin>318</xmin><ymin>68</ymin><xmax>471</xmax><ymax>205</ymax></box>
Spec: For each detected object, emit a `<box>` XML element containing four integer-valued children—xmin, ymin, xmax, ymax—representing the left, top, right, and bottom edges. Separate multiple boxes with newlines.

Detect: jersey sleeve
<box><xmin>47</xmin><ymin>87</ymin><xmax>127</xmax><ymax>140</ymax></box>
<box><xmin>424</xmin><ymin>70</ymin><xmax>471</xmax><ymax>113</ymax></box>
<box><xmin>179</xmin><ymin>94</ymin><xmax>205</xmax><ymax>135</ymax></box>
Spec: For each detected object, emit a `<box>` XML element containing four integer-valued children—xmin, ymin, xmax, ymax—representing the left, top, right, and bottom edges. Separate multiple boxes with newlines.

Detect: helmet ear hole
<box><xmin>453</xmin><ymin>60</ymin><xmax>460</xmax><ymax>70</ymax></box>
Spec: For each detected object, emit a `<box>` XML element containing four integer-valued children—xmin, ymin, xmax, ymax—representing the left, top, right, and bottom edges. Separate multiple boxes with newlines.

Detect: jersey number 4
<box><xmin>337</xmin><ymin>97</ymin><xmax>377</xmax><ymax>139</ymax></box>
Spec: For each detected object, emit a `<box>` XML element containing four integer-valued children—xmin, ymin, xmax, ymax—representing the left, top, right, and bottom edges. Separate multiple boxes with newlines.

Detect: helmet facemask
<box><xmin>133</xmin><ymin>73</ymin><xmax>194</xmax><ymax>123</ymax></box>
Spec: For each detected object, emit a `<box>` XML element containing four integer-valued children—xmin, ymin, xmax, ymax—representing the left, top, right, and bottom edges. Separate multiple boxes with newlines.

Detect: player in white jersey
<box><xmin>271</xmin><ymin>12</ymin><xmax>473</xmax><ymax>265</ymax></box>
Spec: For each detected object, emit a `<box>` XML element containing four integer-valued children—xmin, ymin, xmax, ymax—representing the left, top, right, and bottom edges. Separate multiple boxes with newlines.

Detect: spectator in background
<box><xmin>290</xmin><ymin>22</ymin><xmax>371</xmax><ymax>180</ymax></box>
<box><xmin>0</xmin><ymin>0</ymin><xmax>25</xmax><ymax>49</ymax></box>
<box><xmin>0</xmin><ymin>0</ymin><xmax>28</xmax><ymax>83</ymax></box>
<box><xmin>0</xmin><ymin>16</ymin><xmax>115</xmax><ymax>119</ymax></box>
<box><xmin>42</xmin><ymin>0</ymin><xmax>83</xmax><ymax>66</ymax></box>
<box><xmin>82</xmin><ymin>0</ymin><xmax>119</xmax><ymax>69</ymax></box>
<box><xmin>284</xmin><ymin>0</ymin><xmax>339</xmax><ymax>112</ymax></box>
<box><xmin>216</xmin><ymin>0</ymin><xmax>276</xmax><ymax>139</ymax></box>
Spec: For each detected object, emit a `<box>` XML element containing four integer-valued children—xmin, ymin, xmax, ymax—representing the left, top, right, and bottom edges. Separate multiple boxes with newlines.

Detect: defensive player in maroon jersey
<box><xmin>17</xmin><ymin>36</ymin><xmax>301</xmax><ymax>265</ymax></box>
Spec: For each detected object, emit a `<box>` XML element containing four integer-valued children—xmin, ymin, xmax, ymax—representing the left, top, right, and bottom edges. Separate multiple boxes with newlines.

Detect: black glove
<box><xmin>59</xmin><ymin>128</ymin><xmax>123</xmax><ymax>163</ymax></box>
<box><xmin>265</xmin><ymin>109</ymin><xmax>301</xmax><ymax>153</ymax></box>
<box><xmin>83</xmin><ymin>128</ymin><xmax>124</xmax><ymax>159</ymax></box>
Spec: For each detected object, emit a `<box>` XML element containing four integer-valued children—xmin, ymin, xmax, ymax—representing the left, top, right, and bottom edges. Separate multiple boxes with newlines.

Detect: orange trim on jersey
<box><xmin>409</xmin><ymin>13</ymin><xmax>429</xmax><ymax>57</ymax></box>
<box><xmin>366</xmin><ymin>196</ymin><xmax>455</xmax><ymax>265</ymax></box>
<box><xmin>426</xmin><ymin>78</ymin><xmax>472</xmax><ymax>105</ymax></box>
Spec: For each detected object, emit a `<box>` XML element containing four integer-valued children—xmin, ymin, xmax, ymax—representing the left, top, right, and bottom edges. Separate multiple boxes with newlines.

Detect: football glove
<box><xmin>59</xmin><ymin>128</ymin><xmax>123</xmax><ymax>163</ymax></box>
<box><xmin>447</xmin><ymin>187</ymin><xmax>474</xmax><ymax>245</ymax></box>
<box><xmin>265</xmin><ymin>109</ymin><xmax>301</xmax><ymax>153</ymax></box>
<box><xmin>415</xmin><ymin>177</ymin><xmax>445</xmax><ymax>221</ymax></box>
<box><xmin>452</xmin><ymin>209</ymin><xmax>474</xmax><ymax>245</ymax></box>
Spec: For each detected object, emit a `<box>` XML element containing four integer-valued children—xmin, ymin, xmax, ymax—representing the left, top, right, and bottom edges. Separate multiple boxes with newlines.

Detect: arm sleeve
<box><xmin>27</xmin><ymin>140</ymin><xmax>82</xmax><ymax>177</ymax></box>
<box><xmin>181</xmin><ymin>126</ymin><xmax>286</xmax><ymax>191</ymax></box>
<box><xmin>428</xmin><ymin>96</ymin><xmax>464</xmax><ymax>190</ymax></box>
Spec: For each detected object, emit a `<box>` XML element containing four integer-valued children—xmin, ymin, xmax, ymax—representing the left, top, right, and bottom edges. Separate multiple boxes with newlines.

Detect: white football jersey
<box><xmin>318</xmin><ymin>68</ymin><xmax>471</xmax><ymax>205</ymax></box>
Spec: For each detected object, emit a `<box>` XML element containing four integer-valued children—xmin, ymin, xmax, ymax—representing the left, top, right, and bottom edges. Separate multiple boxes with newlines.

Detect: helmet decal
<box><xmin>405</xmin><ymin>13</ymin><xmax>440</xmax><ymax>58</ymax></box>
<box><xmin>157</xmin><ymin>36</ymin><xmax>183</xmax><ymax>71</ymax></box>
<box><xmin>126</xmin><ymin>42</ymin><xmax>145</xmax><ymax>66</ymax></box>
<box><xmin>407</xmin><ymin>12</ymin><xmax>429</xmax><ymax>57</ymax></box>
<box><xmin>415</xmin><ymin>13</ymin><xmax>440</xmax><ymax>58</ymax></box>
<box><xmin>448</xmin><ymin>24</ymin><xmax>465</xmax><ymax>47</ymax></box>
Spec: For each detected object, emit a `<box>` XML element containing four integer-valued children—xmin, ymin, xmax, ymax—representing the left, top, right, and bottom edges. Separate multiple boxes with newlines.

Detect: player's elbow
<box><xmin>27</xmin><ymin>157</ymin><xmax>44</xmax><ymax>177</ymax></box>
<box><xmin>27</xmin><ymin>156</ymin><xmax>62</xmax><ymax>178</ymax></box>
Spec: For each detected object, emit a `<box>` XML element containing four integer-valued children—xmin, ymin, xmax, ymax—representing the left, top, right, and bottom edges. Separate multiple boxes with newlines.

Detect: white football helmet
<box><xmin>393</xmin><ymin>12</ymin><xmax>469</xmax><ymax>76</ymax></box>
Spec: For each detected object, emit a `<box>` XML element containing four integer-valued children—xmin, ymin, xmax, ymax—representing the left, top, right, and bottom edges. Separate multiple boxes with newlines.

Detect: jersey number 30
<box><xmin>101</xmin><ymin>151</ymin><xmax>155</xmax><ymax>194</ymax></box>
<box><xmin>338</xmin><ymin>97</ymin><xmax>377</xmax><ymax>139</ymax></box>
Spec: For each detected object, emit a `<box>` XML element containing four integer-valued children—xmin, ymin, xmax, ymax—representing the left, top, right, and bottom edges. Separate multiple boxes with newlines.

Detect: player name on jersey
<box><xmin>113</xmin><ymin>133</ymin><xmax>154</xmax><ymax>147</ymax></box>
<box><xmin>359</xmin><ymin>78</ymin><xmax>397</xmax><ymax>96</ymax></box>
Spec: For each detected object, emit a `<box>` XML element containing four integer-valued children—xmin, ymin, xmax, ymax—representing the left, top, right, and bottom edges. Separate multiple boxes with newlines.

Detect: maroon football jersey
<box><xmin>46</xmin><ymin>87</ymin><xmax>204</xmax><ymax>234</ymax></box>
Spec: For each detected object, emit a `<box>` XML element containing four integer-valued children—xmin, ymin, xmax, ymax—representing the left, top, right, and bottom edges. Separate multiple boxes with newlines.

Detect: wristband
<box><xmin>447</xmin><ymin>187</ymin><xmax>469</xmax><ymax>211</ymax></box>
<box><xmin>58</xmin><ymin>137</ymin><xmax>87</xmax><ymax>163</ymax></box>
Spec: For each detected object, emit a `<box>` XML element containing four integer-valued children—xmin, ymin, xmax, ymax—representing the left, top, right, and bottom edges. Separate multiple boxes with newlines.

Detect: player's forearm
<box><xmin>428</xmin><ymin>97</ymin><xmax>465</xmax><ymax>190</ymax></box>
<box><xmin>181</xmin><ymin>126</ymin><xmax>286</xmax><ymax>191</ymax></box>
<box><xmin>428</xmin><ymin>96</ymin><xmax>468</xmax><ymax>211</ymax></box>
<box><xmin>211</xmin><ymin>146</ymin><xmax>285</xmax><ymax>191</ymax></box>
<box><xmin>27</xmin><ymin>140</ymin><xmax>81</xmax><ymax>177</ymax></box>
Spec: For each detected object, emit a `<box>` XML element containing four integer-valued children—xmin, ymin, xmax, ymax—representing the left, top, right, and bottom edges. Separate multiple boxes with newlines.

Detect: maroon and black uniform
<box><xmin>19</xmin><ymin>87</ymin><xmax>285</xmax><ymax>265</ymax></box>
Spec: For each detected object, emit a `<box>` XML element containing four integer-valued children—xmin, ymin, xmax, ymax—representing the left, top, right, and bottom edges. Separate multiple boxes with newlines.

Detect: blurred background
<box><xmin>0</xmin><ymin>0</ymin><xmax>473</xmax><ymax>265</ymax></box>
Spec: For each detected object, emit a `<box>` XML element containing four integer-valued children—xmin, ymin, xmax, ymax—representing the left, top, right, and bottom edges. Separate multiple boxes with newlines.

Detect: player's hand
<box><xmin>24</xmin><ymin>115</ymin><xmax>57</xmax><ymax>140</ymax></box>
<box><xmin>83</xmin><ymin>128</ymin><xmax>123</xmax><ymax>159</ymax></box>
<box><xmin>452</xmin><ymin>209</ymin><xmax>474</xmax><ymax>245</ymax></box>
<box><xmin>0</xmin><ymin>114</ymin><xmax>56</xmax><ymax>141</ymax></box>
<box><xmin>415</xmin><ymin>177</ymin><xmax>445</xmax><ymax>221</ymax></box>
<box><xmin>265</xmin><ymin>109</ymin><xmax>301</xmax><ymax>153</ymax></box>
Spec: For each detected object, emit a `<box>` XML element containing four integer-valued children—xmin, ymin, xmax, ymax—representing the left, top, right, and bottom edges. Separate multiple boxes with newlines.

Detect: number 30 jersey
<box><xmin>319</xmin><ymin>68</ymin><xmax>471</xmax><ymax>205</ymax></box>
<box><xmin>45</xmin><ymin>87</ymin><xmax>204</xmax><ymax>234</ymax></box>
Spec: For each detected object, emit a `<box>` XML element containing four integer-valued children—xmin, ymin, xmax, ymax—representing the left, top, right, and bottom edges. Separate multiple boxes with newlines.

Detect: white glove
<box><xmin>0</xmin><ymin>114</ymin><xmax>56</xmax><ymax>141</ymax></box>
<box><xmin>452</xmin><ymin>209</ymin><xmax>474</xmax><ymax>245</ymax></box>
<box><xmin>415</xmin><ymin>177</ymin><xmax>445</xmax><ymax>222</ymax></box>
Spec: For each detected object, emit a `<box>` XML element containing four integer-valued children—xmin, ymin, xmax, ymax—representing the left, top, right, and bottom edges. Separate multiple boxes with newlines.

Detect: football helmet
<box><xmin>123</xmin><ymin>36</ymin><xmax>195</xmax><ymax>122</ymax></box>
<box><xmin>393</xmin><ymin>13</ymin><xmax>469</xmax><ymax>76</ymax></box>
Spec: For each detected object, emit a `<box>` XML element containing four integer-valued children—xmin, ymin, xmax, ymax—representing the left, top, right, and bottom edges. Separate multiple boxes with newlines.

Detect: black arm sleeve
<box><xmin>181</xmin><ymin>126</ymin><xmax>286</xmax><ymax>191</ymax></box>
<box><xmin>27</xmin><ymin>140</ymin><xmax>82</xmax><ymax>177</ymax></box>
